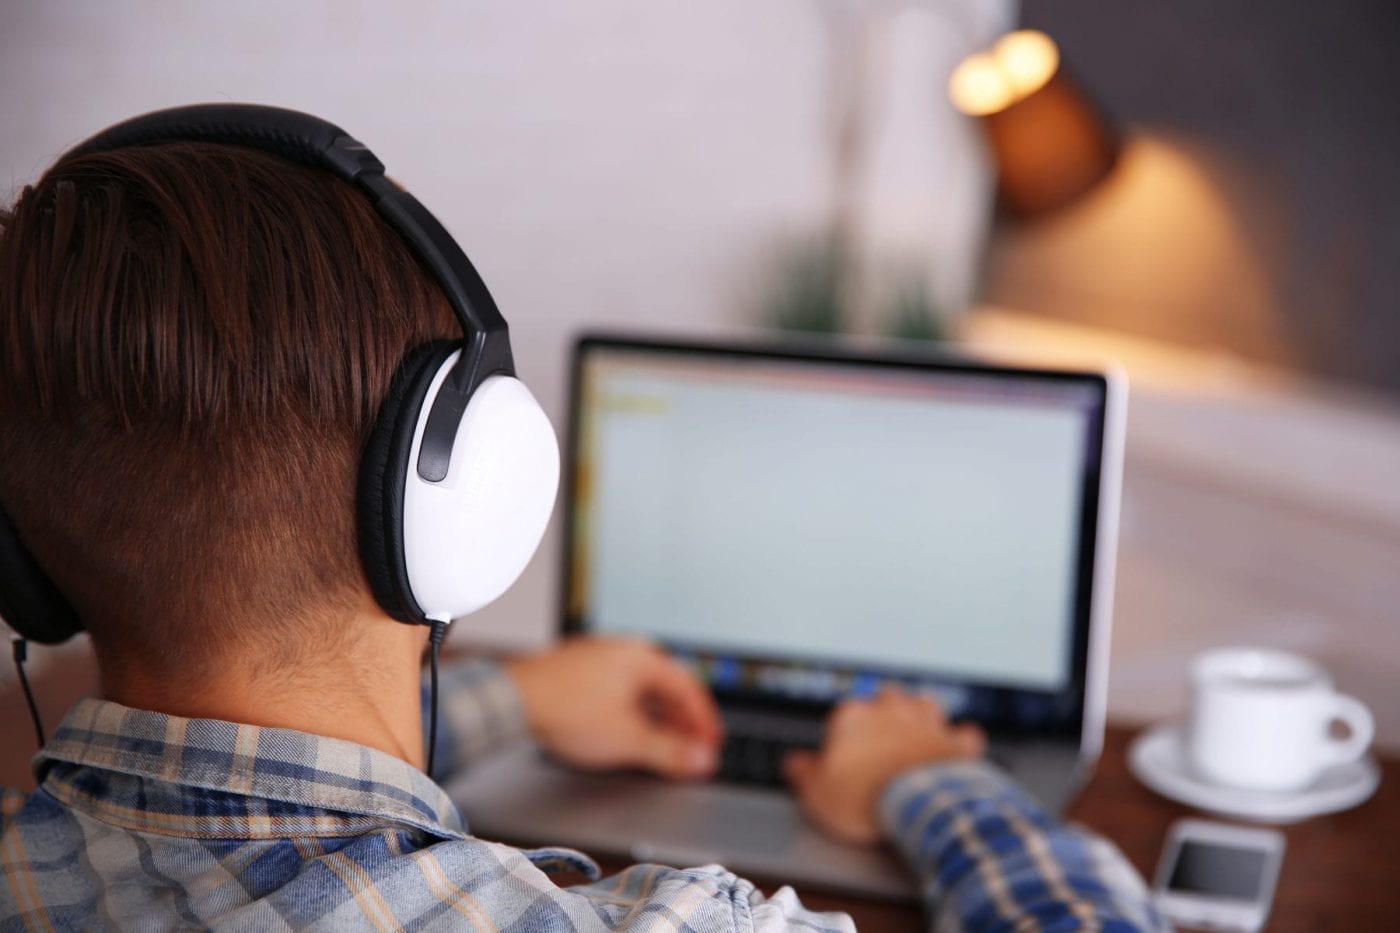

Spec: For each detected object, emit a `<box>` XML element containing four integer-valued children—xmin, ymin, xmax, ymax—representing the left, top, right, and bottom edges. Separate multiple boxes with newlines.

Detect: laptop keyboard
<box><xmin>717</xmin><ymin>710</ymin><xmax>824</xmax><ymax>789</ymax></box>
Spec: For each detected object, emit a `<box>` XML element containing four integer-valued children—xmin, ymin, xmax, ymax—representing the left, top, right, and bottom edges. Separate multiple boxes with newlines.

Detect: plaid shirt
<box><xmin>1</xmin><ymin>661</ymin><xmax>1162</xmax><ymax>931</ymax></box>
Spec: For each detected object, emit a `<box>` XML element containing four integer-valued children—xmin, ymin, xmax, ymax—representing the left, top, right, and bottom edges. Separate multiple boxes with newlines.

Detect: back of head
<box><xmin>0</xmin><ymin>141</ymin><xmax>456</xmax><ymax>687</ymax></box>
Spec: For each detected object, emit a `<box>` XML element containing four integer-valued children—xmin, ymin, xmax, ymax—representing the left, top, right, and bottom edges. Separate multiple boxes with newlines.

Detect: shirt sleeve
<box><xmin>427</xmin><ymin>659</ymin><xmax>531</xmax><ymax>781</ymax></box>
<box><xmin>879</xmin><ymin>761</ymin><xmax>1167</xmax><ymax>932</ymax></box>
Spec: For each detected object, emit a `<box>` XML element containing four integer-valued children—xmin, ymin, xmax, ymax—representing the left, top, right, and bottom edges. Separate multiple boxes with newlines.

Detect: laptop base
<box><xmin>448</xmin><ymin>739</ymin><xmax>1087</xmax><ymax>903</ymax></box>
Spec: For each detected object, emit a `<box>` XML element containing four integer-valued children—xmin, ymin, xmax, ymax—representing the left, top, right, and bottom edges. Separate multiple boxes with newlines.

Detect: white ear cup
<box><xmin>403</xmin><ymin>352</ymin><xmax>559</xmax><ymax>621</ymax></box>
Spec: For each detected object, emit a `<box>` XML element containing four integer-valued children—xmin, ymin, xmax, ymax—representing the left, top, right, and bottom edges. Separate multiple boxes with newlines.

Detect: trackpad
<box><xmin>449</xmin><ymin>744</ymin><xmax>917</xmax><ymax>902</ymax></box>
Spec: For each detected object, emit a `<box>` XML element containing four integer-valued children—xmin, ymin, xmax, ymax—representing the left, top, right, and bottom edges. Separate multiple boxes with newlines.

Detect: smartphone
<box><xmin>1152</xmin><ymin>818</ymin><xmax>1286</xmax><ymax>932</ymax></box>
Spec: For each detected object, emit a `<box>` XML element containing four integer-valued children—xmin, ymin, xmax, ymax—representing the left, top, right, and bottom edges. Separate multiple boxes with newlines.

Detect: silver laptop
<box><xmin>450</xmin><ymin>334</ymin><xmax>1125</xmax><ymax>901</ymax></box>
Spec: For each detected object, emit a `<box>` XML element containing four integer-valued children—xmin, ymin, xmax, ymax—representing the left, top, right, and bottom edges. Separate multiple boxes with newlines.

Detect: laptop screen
<box><xmin>565</xmin><ymin>336</ymin><xmax>1113</xmax><ymax>731</ymax></box>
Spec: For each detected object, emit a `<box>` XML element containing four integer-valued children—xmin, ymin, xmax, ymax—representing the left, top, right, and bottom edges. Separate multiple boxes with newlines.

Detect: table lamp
<box><xmin>950</xmin><ymin>30</ymin><xmax>1118</xmax><ymax>218</ymax></box>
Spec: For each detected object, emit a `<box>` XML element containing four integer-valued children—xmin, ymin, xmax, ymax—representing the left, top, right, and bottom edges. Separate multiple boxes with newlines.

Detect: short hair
<box><xmin>0</xmin><ymin>141</ymin><xmax>457</xmax><ymax>684</ymax></box>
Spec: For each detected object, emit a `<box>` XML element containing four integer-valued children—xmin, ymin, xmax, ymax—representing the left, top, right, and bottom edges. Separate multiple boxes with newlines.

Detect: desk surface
<box><xmin>729</xmin><ymin>725</ymin><xmax>1400</xmax><ymax>932</ymax></box>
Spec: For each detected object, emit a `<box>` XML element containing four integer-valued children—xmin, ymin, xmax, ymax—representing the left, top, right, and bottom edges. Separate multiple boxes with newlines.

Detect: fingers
<box><xmin>875</xmin><ymin>684</ymin><xmax>905</xmax><ymax>704</ymax></box>
<box><xmin>784</xmin><ymin>748</ymin><xmax>819</xmax><ymax>790</ymax></box>
<box><xmin>828</xmin><ymin>698</ymin><xmax>865</xmax><ymax>735</ymax></box>
<box><xmin>631</xmin><ymin>724</ymin><xmax>718</xmax><ymax>780</ymax></box>
<box><xmin>829</xmin><ymin>685</ymin><xmax>947</xmax><ymax>728</ymax></box>
<box><xmin>611</xmin><ymin>645</ymin><xmax>721</xmax><ymax>780</ymax></box>
<box><xmin>952</xmin><ymin>722</ymin><xmax>987</xmax><ymax>759</ymax></box>
<box><xmin>638</xmin><ymin>649</ymin><xmax>725</xmax><ymax>744</ymax></box>
<box><xmin>825</xmin><ymin>688</ymin><xmax>984</xmax><ymax>755</ymax></box>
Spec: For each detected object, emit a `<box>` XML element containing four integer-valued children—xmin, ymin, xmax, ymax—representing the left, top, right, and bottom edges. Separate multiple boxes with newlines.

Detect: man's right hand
<box><xmin>784</xmin><ymin>687</ymin><xmax>986</xmax><ymax>844</ymax></box>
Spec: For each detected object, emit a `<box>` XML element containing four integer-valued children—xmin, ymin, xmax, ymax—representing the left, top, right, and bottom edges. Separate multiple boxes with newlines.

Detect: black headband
<box><xmin>70</xmin><ymin>103</ymin><xmax>511</xmax><ymax>482</ymax></box>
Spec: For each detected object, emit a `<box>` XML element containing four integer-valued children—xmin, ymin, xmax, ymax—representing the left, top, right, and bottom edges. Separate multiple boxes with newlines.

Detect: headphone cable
<box><xmin>425</xmin><ymin>620</ymin><xmax>447</xmax><ymax>778</ymax></box>
<box><xmin>12</xmin><ymin>638</ymin><xmax>45</xmax><ymax>749</ymax></box>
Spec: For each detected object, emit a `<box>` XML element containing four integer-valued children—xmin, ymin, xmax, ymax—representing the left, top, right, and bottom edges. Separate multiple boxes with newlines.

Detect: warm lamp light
<box><xmin>950</xmin><ymin>30</ymin><xmax>1118</xmax><ymax>217</ymax></box>
<box><xmin>949</xmin><ymin>53</ymin><xmax>1014</xmax><ymax>116</ymax></box>
<box><xmin>993</xmin><ymin>30</ymin><xmax>1059</xmax><ymax>96</ymax></box>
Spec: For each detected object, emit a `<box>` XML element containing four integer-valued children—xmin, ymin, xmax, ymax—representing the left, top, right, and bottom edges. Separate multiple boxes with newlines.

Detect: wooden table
<box><xmin>1069</xmin><ymin>726</ymin><xmax>1400</xmax><ymax>933</ymax></box>
<box><xmin>724</xmin><ymin>726</ymin><xmax>1400</xmax><ymax>931</ymax></box>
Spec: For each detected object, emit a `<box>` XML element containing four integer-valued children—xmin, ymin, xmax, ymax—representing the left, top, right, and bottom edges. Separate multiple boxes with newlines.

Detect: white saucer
<box><xmin>1127</xmin><ymin>723</ymin><xmax>1381</xmax><ymax>824</ymax></box>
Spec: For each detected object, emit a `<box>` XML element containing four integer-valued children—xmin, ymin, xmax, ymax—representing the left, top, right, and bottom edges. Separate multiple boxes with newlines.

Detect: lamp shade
<box><xmin>951</xmin><ymin>31</ymin><xmax>1118</xmax><ymax>218</ymax></box>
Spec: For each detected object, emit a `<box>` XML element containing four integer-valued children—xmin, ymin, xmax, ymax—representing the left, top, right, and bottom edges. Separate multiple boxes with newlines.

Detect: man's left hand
<box><xmin>504</xmin><ymin>636</ymin><xmax>723</xmax><ymax>780</ymax></box>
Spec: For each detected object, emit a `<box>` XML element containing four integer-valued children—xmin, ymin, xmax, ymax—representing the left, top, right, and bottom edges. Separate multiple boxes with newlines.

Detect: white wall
<box><xmin>0</xmin><ymin>0</ymin><xmax>1006</xmax><ymax>654</ymax></box>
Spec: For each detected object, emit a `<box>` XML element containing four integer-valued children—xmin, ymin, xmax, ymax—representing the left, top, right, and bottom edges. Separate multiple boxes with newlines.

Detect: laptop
<box><xmin>449</xmin><ymin>333</ymin><xmax>1125</xmax><ymax>901</ymax></box>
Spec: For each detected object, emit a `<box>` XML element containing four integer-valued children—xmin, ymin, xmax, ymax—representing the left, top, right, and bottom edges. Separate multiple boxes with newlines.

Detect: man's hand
<box><xmin>504</xmin><ymin>637</ymin><xmax>723</xmax><ymax>780</ymax></box>
<box><xmin>785</xmin><ymin>687</ymin><xmax>985</xmax><ymax>844</ymax></box>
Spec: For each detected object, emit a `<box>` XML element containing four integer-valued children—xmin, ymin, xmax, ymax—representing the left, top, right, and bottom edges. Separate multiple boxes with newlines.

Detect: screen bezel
<box><xmin>560</xmin><ymin>332</ymin><xmax>1115</xmax><ymax>741</ymax></box>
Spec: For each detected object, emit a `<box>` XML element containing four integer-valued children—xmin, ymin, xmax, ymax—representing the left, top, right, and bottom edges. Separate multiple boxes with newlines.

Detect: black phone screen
<box><xmin>1167</xmin><ymin>840</ymin><xmax>1269</xmax><ymax>901</ymax></box>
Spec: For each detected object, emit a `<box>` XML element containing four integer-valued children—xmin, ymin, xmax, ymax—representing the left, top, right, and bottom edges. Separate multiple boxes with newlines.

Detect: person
<box><xmin>0</xmin><ymin>110</ymin><xmax>1162</xmax><ymax>931</ymax></box>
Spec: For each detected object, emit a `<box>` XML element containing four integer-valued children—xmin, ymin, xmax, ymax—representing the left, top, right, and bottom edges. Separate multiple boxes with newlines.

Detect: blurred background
<box><xmin>2</xmin><ymin>1</ymin><xmax>1396</xmax><ymax>751</ymax></box>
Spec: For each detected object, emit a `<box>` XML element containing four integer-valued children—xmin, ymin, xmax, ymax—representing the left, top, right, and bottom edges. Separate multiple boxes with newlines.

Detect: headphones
<box><xmin>0</xmin><ymin>103</ymin><xmax>560</xmax><ymax>644</ymax></box>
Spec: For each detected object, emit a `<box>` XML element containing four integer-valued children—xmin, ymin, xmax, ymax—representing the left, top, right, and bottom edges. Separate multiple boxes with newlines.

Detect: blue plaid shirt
<box><xmin>1</xmin><ymin>661</ymin><xmax>1162</xmax><ymax>931</ymax></box>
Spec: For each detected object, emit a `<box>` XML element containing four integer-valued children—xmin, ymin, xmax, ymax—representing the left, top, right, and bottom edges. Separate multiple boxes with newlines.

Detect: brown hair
<box><xmin>0</xmin><ymin>141</ymin><xmax>456</xmax><ymax>683</ymax></box>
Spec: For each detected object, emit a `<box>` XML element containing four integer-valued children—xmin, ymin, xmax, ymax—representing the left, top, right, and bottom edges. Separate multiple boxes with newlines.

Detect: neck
<box><xmin>102</xmin><ymin>601</ymin><xmax>432</xmax><ymax>770</ymax></box>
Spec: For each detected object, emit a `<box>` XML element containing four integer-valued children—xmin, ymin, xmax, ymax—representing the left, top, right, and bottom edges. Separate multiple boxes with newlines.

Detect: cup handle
<box><xmin>1320</xmin><ymin>694</ymin><xmax>1375</xmax><ymax>767</ymax></box>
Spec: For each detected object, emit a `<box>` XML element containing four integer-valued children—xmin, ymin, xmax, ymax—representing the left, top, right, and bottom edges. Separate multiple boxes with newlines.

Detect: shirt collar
<box><xmin>35</xmin><ymin>698</ymin><xmax>467</xmax><ymax>841</ymax></box>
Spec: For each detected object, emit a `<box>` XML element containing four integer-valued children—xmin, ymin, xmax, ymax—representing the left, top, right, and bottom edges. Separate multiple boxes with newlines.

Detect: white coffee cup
<box><xmin>1187</xmin><ymin>647</ymin><xmax>1374</xmax><ymax>792</ymax></box>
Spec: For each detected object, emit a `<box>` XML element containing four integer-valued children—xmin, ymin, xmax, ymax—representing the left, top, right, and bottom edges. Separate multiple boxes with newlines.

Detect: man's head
<box><xmin>0</xmin><ymin>140</ymin><xmax>456</xmax><ymax>688</ymax></box>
